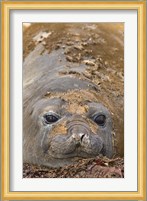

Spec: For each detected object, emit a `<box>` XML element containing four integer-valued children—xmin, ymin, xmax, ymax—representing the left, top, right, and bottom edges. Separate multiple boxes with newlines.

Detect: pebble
<box><xmin>113</xmin><ymin>47</ymin><xmax>119</xmax><ymax>52</ymax></box>
<box><xmin>57</xmin><ymin>40</ymin><xmax>62</xmax><ymax>44</ymax></box>
<box><xmin>74</xmin><ymin>45</ymin><xmax>84</xmax><ymax>50</ymax></box>
<box><xmin>66</xmin><ymin>55</ymin><xmax>73</xmax><ymax>62</ymax></box>
<box><xmin>117</xmin><ymin>72</ymin><xmax>124</xmax><ymax>80</ymax></box>
<box><xmin>75</xmin><ymin>53</ymin><xmax>81</xmax><ymax>61</ymax></box>
<box><xmin>83</xmin><ymin>71</ymin><xmax>92</xmax><ymax>79</ymax></box>
<box><xmin>82</xmin><ymin>42</ymin><xmax>88</xmax><ymax>46</ymax></box>
<box><xmin>96</xmin><ymin>57</ymin><xmax>103</xmax><ymax>63</ymax></box>
<box><xmin>66</xmin><ymin>41</ymin><xmax>74</xmax><ymax>46</ymax></box>
<box><xmin>42</xmin><ymin>41</ymin><xmax>46</xmax><ymax>45</ymax></box>
<box><xmin>55</xmin><ymin>44</ymin><xmax>61</xmax><ymax>50</ymax></box>
<box><xmin>64</xmin><ymin>48</ymin><xmax>71</xmax><ymax>55</ymax></box>
<box><xmin>83</xmin><ymin>60</ymin><xmax>95</xmax><ymax>66</ymax></box>
<box><xmin>104</xmin><ymin>61</ymin><xmax>109</xmax><ymax>66</ymax></box>
<box><xmin>33</xmin><ymin>31</ymin><xmax>52</xmax><ymax>43</ymax></box>
<box><xmin>84</xmin><ymin>49</ymin><xmax>92</xmax><ymax>54</ymax></box>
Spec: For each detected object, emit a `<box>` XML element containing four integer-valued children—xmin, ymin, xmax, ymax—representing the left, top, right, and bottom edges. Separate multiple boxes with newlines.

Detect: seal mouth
<box><xmin>46</xmin><ymin>133</ymin><xmax>104</xmax><ymax>159</ymax></box>
<box><xmin>47</xmin><ymin>149</ymin><xmax>101</xmax><ymax>159</ymax></box>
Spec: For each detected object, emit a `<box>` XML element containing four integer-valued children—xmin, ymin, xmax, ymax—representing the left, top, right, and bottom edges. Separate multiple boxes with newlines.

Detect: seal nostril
<box><xmin>80</xmin><ymin>134</ymin><xmax>85</xmax><ymax>142</ymax></box>
<box><xmin>72</xmin><ymin>133</ymin><xmax>86</xmax><ymax>143</ymax></box>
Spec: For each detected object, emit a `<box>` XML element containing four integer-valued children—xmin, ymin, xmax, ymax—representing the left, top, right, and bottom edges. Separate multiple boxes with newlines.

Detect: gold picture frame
<box><xmin>1</xmin><ymin>1</ymin><xmax>146</xmax><ymax>200</ymax></box>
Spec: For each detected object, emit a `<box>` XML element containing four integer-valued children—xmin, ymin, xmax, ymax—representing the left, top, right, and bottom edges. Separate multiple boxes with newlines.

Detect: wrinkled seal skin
<box><xmin>23</xmin><ymin>25</ymin><xmax>123</xmax><ymax>167</ymax></box>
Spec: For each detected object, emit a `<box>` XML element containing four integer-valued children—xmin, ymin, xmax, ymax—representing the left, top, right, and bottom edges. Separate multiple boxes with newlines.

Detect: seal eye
<box><xmin>94</xmin><ymin>114</ymin><xmax>106</xmax><ymax>126</ymax></box>
<box><xmin>44</xmin><ymin>114</ymin><xmax>59</xmax><ymax>124</ymax></box>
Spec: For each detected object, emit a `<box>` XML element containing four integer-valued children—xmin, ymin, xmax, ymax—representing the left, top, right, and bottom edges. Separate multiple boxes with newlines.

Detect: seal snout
<box><xmin>71</xmin><ymin>129</ymin><xmax>90</xmax><ymax>146</ymax></box>
<box><xmin>67</xmin><ymin>117</ymin><xmax>91</xmax><ymax>145</ymax></box>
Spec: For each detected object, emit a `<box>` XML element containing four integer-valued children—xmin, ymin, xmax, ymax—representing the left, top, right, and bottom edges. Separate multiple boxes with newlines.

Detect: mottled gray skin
<box><xmin>23</xmin><ymin>44</ymin><xmax>113</xmax><ymax>167</ymax></box>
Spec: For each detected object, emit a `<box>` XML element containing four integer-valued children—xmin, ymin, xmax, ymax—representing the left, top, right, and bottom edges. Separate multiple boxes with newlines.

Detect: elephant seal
<box><xmin>23</xmin><ymin>23</ymin><xmax>124</xmax><ymax>167</ymax></box>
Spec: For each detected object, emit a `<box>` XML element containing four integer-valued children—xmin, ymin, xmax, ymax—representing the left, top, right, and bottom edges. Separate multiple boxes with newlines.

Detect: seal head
<box><xmin>23</xmin><ymin>76</ymin><xmax>113</xmax><ymax>167</ymax></box>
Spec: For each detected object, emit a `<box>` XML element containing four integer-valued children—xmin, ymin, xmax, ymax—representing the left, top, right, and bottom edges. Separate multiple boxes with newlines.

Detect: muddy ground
<box><xmin>23</xmin><ymin>23</ymin><xmax>124</xmax><ymax>178</ymax></box>
<box><xmin>24</xmin><ymin>156</ymin><xmax>124</xmax><ymax>178</ymax></box>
